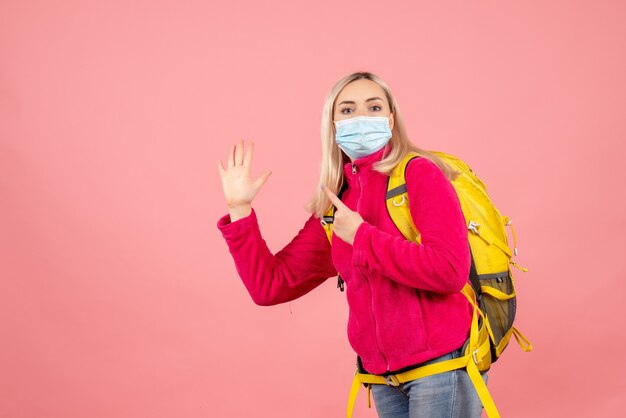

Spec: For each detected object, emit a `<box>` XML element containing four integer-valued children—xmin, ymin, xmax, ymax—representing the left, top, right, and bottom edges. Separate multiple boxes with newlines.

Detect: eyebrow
<box><xmin>337</xmin><ymin>97</ymin><xmax>384</xmax><ymax>106</ymax></box>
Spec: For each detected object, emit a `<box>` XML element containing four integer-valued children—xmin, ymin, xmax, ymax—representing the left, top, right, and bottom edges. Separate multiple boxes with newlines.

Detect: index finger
<box><xmin>322</xmin><ymin>185</ymin><xmax>347</xmax><ymax>209</ymax></box>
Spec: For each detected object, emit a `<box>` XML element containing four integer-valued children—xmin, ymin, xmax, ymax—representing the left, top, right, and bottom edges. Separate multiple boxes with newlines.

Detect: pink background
<box><xmin>1</xmin><ymin>1</ymin><xmax>625</xmax><ymax>417</ymax></box>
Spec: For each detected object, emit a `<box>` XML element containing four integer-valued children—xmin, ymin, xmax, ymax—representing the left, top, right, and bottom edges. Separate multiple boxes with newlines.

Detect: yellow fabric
<box><xmin>321</xmin><ymin>151</ymin><xmax>528</xmax><ymax>278</ymax></box>
<box><xmin>469</xmin><ymin>223</ymin><xmax>513</xmax><ymax>259</ymax></box>
<box><xmin>466</xmin><ymin>360</ymin><xmax>500</xmax><ymax>418</ymax></box>
<box><xmin>322</xmin><ymin>206</ymin><xmax>335</xmax><ymax>244</ymax></box>
<box><xmin>346</xmin><ymin>283</ymin><xmax>497</xmax><ymax>418</ymax></box>
<box><xmin>346</xmin><ymin>374</ymin><xmax>362</xmax><ymax>418</ymax></box>
<box><xmin>480</xmin><ymin>286</ymin><xmax>516</xmax><ymax>300</ymax></box>
<box><xmin>323</xmin><ymin>151</ymin><xmax>533</xmax><ymax>417</ymax></box>
<box><xmin>430</xmin><ymin>151</ymin><xmax>511</xmax><ymax>275</ymax></box>
<box><xmin>503</xmin><ymin>216</ymin><xmax>519</xmax><ymax>256</ymax></box>
<box><xmin>511</xmin><ymin>327</ymin><xmax>533</xmax><ymax>352</ymax></box>
<box><xmin>346</xmin><ymin>354</ymin><xmax>494</xmax><ymax>418</ymax></box>
<box><xmin>386</xmin><ymin>154</ymin><xmax>420</xmax><ymax>243</ymax></box>
<box><xmin>387</xmin><ymin>151</ymin><xmax>531</xmax><ymax>359</ymax></box>
<box><xmin>510</xmin><ymin>260</ymin><xmax>529</xmax><ymax>272</ymax></box>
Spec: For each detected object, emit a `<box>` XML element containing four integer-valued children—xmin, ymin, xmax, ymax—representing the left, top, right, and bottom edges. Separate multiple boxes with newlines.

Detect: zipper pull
<box><xmin>351</xmin><ymin>163</ymin><xmax>356</xmax><ymax>174</ymax></box>
<box><xmin>337</xmin><ymin>275</ymin><xmax>345</xmax><ymax>292</ymax></box>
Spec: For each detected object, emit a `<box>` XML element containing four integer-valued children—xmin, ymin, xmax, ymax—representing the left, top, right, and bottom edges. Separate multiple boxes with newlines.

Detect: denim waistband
<box><xmin>358</xmin><ymin>344</ymin><xmax>466</xmax><ymax>376</ymax></box>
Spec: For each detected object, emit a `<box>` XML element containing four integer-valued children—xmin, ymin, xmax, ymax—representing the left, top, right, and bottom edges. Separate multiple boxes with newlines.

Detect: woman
<box><xmin>217</xmin><ymin>71</ymin><xmax>486</xmax><ymax>418</ymax></box>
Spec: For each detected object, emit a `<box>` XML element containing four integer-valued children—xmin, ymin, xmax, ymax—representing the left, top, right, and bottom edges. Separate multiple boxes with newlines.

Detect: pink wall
<box><xmin>1</xmin><ymin>1</ymin><xmax>625</xmax><ymax>417</ymax></box>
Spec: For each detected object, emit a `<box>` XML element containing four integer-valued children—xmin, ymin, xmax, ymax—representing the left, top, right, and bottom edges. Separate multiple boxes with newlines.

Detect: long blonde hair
<box><xmin>307</xmin><ymin>71</ymin><xmax>459</xmax><ymax>218</ymax></box>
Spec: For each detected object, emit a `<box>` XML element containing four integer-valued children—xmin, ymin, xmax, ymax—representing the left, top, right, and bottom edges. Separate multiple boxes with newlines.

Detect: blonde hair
<box><xmin>307</xmin><ymin>71</ymin><xmax>459</xmax><ymax>218</ymax></box>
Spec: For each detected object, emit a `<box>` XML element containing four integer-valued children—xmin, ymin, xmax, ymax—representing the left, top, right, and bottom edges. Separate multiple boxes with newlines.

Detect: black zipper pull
<box><xmin>351</xmin><ymin>163</ymin><xmax>356</xmax><ymax>174</ymax></box>
<box><xmin>337</xmin><ymin>275</ymin><xmax>345</xmax><ymax>292</ymax></box>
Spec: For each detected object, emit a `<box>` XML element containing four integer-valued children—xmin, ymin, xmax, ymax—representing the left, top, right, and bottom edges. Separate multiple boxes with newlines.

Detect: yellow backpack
<box><xmin>321</xmin><ymin>151</ymin><xmax>532</xmax><ymax>418</ymax></box>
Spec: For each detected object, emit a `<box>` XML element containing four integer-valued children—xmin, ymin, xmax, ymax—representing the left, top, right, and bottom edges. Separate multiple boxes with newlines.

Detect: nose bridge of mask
<box><xmin>334</xmin><ymin>116</ymin><xmax>390</xmax><ymax>135</ymax></box>
<box><xmin>334</xmin><ymin>115</ymin><xmax>389</xmax><ymax>125</ymax></box>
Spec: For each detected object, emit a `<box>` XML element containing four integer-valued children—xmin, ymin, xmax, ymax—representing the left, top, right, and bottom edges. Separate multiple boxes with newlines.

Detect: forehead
<box><xmin>336</xmin><ymin>78</ymin><xmax>387</xmax><ymax>103</ymax></box>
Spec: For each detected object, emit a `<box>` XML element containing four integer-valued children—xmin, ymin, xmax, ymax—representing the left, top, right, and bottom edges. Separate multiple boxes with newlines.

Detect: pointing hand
<box><xmin>322</xmin><ymin>185</ymin><xmax>364</xmax><ymax>246</ymax></box>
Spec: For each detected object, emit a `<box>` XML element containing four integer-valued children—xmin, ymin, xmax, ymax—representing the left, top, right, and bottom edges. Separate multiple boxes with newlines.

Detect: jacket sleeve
<box><xmin>217</xmin><ymin>208</ymin><xmax>337</xmax><ymax>305</ymax></box>
<box><xmin>351</xmin><ymin>157</ymin><xmax>471</xmax><ymax>294</ymax></box>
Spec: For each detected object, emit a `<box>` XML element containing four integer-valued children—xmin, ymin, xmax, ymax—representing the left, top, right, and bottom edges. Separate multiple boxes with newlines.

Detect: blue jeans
<box><xmin>370</xmin><ymin>347</ymin><xmax>488</xmax><ymax>418</ymax></box>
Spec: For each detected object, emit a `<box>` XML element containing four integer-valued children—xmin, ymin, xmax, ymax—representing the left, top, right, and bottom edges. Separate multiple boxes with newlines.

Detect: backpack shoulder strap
<box><xmin>320</xmin><ymin>182</ymin><xmax>349</xmax><ymax>245</ymax></box>
<box><xmin>386</xmin><ymin>152</ymin><xmax>422</xmax><ymax>243</ymax></box>
<box><xmin>323</xmin><ymin>150</ymin><xmax>429</xmax><ymax>245</ymax></box>
<box><xmin>321</xmin><ymin>207</ymin><xmax>335</xmax><ymax>245</ymax></box>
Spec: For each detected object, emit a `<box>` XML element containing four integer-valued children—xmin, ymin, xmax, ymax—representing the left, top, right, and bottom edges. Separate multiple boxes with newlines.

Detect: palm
<box><xmin>220</xmin><ymin>164</ymin><xmax>260</xmax><ymax>207</ymax></box>
<box><xmin>218</xmin><ymin>141</ymin><xmax>271</xmax><ymax>208</ymax></box>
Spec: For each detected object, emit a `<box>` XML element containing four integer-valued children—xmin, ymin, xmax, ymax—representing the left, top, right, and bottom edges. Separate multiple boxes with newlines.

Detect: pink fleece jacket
<box><xmin>217</xmin><ymin>145</ymin><xmax>472</xmax><ymax>374</ymax></box>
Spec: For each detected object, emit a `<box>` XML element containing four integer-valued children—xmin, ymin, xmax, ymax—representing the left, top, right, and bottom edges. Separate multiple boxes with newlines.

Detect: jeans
<box><xmin>370</xmin><ymin>347</ymin><xmax>488</xmax><ymax>418</ymax></box>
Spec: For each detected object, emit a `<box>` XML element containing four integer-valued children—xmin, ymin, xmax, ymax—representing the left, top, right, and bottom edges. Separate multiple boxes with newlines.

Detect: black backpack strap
<box><xmin>325</xmin><ymin>181</ymin><xmax>349</xmax><ymax>225</ymax></box>
<box><xmin>329</xmin><ymin>182</ymin><xmax>349</xmax><ymax>292</ymax></box>
<box><xmin>468</xmin><ymin>245</ymin><xmax>484</xmax><ymax>311</ymax></box>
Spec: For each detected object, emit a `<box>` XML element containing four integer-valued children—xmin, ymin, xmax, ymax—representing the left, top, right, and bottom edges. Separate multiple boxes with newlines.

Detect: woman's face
<box><xmin>333</xmin><ymin>78</ymin><xmax>394</xmax><ymax>130</ymax></box>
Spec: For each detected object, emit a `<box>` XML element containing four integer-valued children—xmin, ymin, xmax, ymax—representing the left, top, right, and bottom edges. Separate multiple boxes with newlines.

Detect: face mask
<box><xmin>334</xmin><ymin>115</ymin><xmax>392</xmax><ymax>160</ymax></box>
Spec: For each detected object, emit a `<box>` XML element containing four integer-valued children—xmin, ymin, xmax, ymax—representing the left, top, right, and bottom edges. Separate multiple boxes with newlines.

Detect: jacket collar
<box><xmin>343</xmin><ymin>143</ymin><xmax>391</xmax><ymax>185</ymax></box>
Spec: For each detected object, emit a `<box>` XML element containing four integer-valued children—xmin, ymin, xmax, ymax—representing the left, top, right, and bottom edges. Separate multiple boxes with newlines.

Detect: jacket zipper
<box><xmin>353</xmin><ymin>162</ymin><xmax>390</xmax><ymax>371</ymax></box>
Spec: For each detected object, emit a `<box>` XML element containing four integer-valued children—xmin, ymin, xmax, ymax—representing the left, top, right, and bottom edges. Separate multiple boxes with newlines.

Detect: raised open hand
<box><xmin>322</xmin><ymin>185</ymin><xmax>364</xmax><ymax>245</ymax></box>
<box><xmin>218</xmin><ymin>140</ymin><xmax>272</xmax><ymax>221</ymax></box>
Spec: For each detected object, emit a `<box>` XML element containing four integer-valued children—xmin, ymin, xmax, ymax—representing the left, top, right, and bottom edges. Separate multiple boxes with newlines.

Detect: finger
<box><xmin>322</xmin><ymin>185</ymin><xmax>348</xmax><ymax>209</ymax></box>
<box><xmin>217</xmin><ymin>159</ymin><xmax>225</xmax><ymax>176</ymax></box>
<box><xmin>235</xmin><ymin>139</ymin><xmax>244</xmax><ymax>166</ymax></box>
<box><xmin>254</xmin><ymin>170</ymin><xmax>272</xmax><ymax>189</ymax></box>
<box><xmin>227</xmin><ymin>144</ymin><xmax>235</xmax><ymax>168</ymax></box>
<box><xmin>244</xmin><ymin>141</ymin><xmax>254</xmax><ymax>167</ymax></box>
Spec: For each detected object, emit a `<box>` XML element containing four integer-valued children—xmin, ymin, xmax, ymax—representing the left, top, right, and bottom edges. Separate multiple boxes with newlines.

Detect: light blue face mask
<box><xmin>334</xmin><ymin>115</ymin><xmax>392</xmax><ymax>160</ymax></box>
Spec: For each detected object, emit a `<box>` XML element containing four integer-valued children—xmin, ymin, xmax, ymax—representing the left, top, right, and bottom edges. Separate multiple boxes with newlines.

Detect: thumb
<box><xmin>322</xmin><ymin>185</ymin><xmax>348</xmax><ymax>210</ymax></box>
<box><xmin>254</xmin><ymin>170</ymin><xmax>272</xmax><ymax>189</ymax></box>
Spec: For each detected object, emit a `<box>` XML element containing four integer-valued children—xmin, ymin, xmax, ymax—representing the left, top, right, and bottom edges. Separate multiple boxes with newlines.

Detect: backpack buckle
<box><xmin>392</xmin><ymin>195</ymin><xmax>406</xmax><ymax>207</ymax></box>
<box><xmin>468</xmin><ymin>220</ymin><xmax>480</xmax><ymax>234</ymax></box>
<box><xmin>472</xmin><ymin>349</ymin><xmax>480</xmax><ymax>364</ymax></box>
<box><xmin>384</xmin><ymin>375</ymin><xmax>400</xmax><ymax>387</ymax></box>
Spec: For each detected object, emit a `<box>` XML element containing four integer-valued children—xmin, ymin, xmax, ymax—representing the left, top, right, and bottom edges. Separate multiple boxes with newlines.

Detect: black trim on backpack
<box><xmin>468</xmin><ymin>246</ymin><xmax>482</xmax><ymax>303</ymax></box>
<box><xmin>326</xmin><ymin>182</ymin><xmax>350</xmax><ymax>225</ymax></box>
<box><xmin>386</xmin><ymin>184</ymin><xmax>407</xmax><ymax>200</ymax></box>
<box><xmin>328</xmin><ymin>182</ymin><xmax>349</xmax><ymax>292</ymax></box>
<box><xmin>475</xmin><ymin>272</ymin><xmax>509</xmax><ymax>281</ymax></box>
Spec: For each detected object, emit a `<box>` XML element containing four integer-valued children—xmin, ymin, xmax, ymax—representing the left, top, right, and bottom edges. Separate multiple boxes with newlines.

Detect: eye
<box><xmin>340</xmin><ymin>108</ymin><xmax>353</xmax><ymax>114</ymax></box>
<box><xmin>370</xmin><ymin>105</ymin><xmax>382</xmax><ymax>111</ymax></box>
